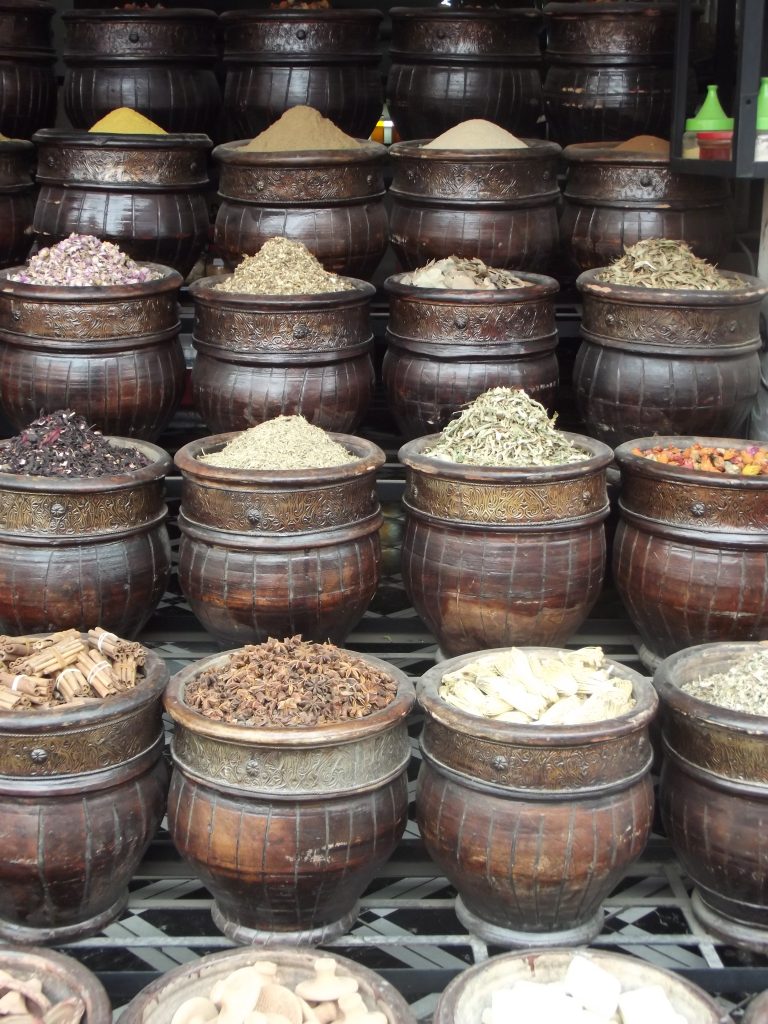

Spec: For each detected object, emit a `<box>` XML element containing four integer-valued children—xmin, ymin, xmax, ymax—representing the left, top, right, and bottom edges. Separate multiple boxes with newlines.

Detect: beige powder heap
<box><xmin>215</xmin><ymin>237</ymin><xmax>355</xmax><ymax>295</ymax></box>
<box><xmin>198</xmin><ymin>415</ymin><xmax>355</xmax><ymax>471</ymax></box>
<box><xmin>242</xmin><ymin>105</ymin><xmax>361</xmax><ymax>153</ymax></box>
<box><xmin>424</xmin><ymin>119</ymin><xmax>528</xmax><ymax>150</ymax></box>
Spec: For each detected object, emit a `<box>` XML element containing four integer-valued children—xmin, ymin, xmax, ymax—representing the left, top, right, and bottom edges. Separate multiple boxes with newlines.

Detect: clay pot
<box><xmin>613</xmin><ymin>437</ymin><xmax>768</xmax><ymax>667</ymax></box>
<box><xmin>120</xmin><ymin>948</ymin><xmax>416</xmax><ymax>1024</ymax></box>
<box><xmin>386</xmin><ymin>8</ymin><xmax>542</xmax><ymax>141</ymax></box>
<box><xmin>745</xmin><ymin>993</ymin><xmax>768</xmax><ymax>1024</ymax></box>
<box><xmin>543</xmin><ymin>3</ymin><xmax>684</xmax><ymax>145</ymax></box>
<box><xmin>0</xmin><ymin>946</ymin><xmax>111</xmax><ymax>1020</ymax></box>
<box><xmin>560</xmin><ymin>142</ymin><xmax>734</xmax><ymax>272</ymax></box>
<box><xmin>0</xmin><ymin>0</ymin><xmax>56</xmax><ymax>139</ymax></box>
<box><xmin>383</xmin><ymin>271</ymin><xmax>559</xmax><ymax>440</ymax></box>
<box><xmin>0</xmin><ymin>139</ymin><xmax>35</xmax><ymax>270</ymax></box>
<box><xmin>399</xmin><ymin>434</ymin><xmax>613</xmax><ymax>657</ymax></box>
<box><xmin>175</xmin><ymin>434</ymin><xmax>384</xmax><ymax>648</ymax></box>
<box><xmin>574</xmin><ymin>271</ymin><xmax>765</xmax><ymax>446</ymax></box>
<box><xmin>388</xmin><ymin>139</ymin><xmax>561</xmax><ymax>272</ymax></box>
<box><xmin>164</xmin><ymin>652</ymin><xmax>414</xmax><ymax>943</ymax></box>
<box><xmin>657</xmin><ymin>642</ymin><xmax>768</xmax><ymax>953</ymax></box>
<box><xmin>32</xmin><ymin>130</ymin><xmax>212</xmax><ymax>278</ymax></box>
<box><xmin>0</xmin><ymin>265</ymin><xmax>186</xmax><ymax>440</ymax></box>
<box><xmin>190</xmin><ymin>275</ymin><xmax>375</xmax><ymax>435</ymax></box>
<box><xmin>0</xmin><ymin>439</ymin><xmax>172</xmax><ymax>638</ymax></box>
<box><xmin>213</xmin><ymin>140</ymin><xmax>388</xmax><ymax>280</ymax></box>
<box><xmin>221</xmin><ymin>10</ymin><xmax>383</xmax><ymax>141</ymax></box>
<box><xmin>418</xmin><ymin>649</ymin><xmax>657</xmax><ymax>946</ymax></box>
<box><xmin>61</xmin><ymin>9</ymin><xmax>221</xmax><ymax>136</ymax></box>
<box><xmin>0</xmin><ymin>640</ymin><xmax>168</xmax><ymax>942</ymax></box>
<box><xmin>434</xmin><ymin>948</ymin><xmax>721</xmax><ymax>1023</ymax></box>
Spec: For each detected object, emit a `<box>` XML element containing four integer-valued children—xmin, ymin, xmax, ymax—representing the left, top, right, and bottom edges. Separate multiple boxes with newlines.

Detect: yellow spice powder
<box><xmin>88</xmin><ymin>107</ymin><xmax>167</xmax><ymax>135</ymax></box>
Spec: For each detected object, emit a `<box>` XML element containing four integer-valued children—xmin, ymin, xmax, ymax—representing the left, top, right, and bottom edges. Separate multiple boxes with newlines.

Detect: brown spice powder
<box><xmin>198</xmin><ymin>415</ymin><xmax>355</xmax><ymax>471</ymax></box>
<box><xmin>242</xmin><ymin>105</ymin><xmax>361</xmax><ymax>153</ymax></box>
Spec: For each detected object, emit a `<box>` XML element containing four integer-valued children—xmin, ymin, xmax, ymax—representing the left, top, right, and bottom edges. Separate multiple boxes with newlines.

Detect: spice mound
<box><xmin>242</xmin><ymin>105</ymin><xmax>360</xmax><ymax>153</ymax></box>
<box><xmin>198</xmin><ymin>415</ymin><xmax>354</xmax><ymax>471</ymax></box>
<box><xmin>440</xmin><ymin>647</ymin><xmax>636</xmax><ymax>725</ymax></box>
<box><xmin>424</xmin><ymin>119</ymin><xmax>528</xmax><ymax>150</ymax></box>
<box><xmin>613</xmin><ymin>134</ymin><xmax>670</xmax><ymax>155</ymax></box>
<box><xmin>185</xmin><ymin>636</ymin><xmax>398</xmax><ymax>727</ymax></box>
<box><xmin>0</xmin><ymin>968</ymin><xmax>85</xmax><ymax>1023</ymax></box>
<box><xmin>0</xmin><ymin>410</ymin><xmax>150</xmax><ymax>478</ymax></box>
<box><xmin>680</xmin><ymin>646</ymin><xmax>768</xmax><ymax>715</ymax></box>
<box><xmin>0</xmin><ymin>626</ymin><xmax>148</xmax><ymax>712</ymax></box>
<box><xmin>401</xmin><ymin>256</ymin><xmax>532</xmax><ymax>291</ymax></box>
<box><xmin>635</xmin><ymin>442</ymin><xmax>768</xmax><ymax>476</ymax></box>
<box><xmin>88</xmin><ymin>106</ymin><xmax>167</xmax><ymax>134</ymax></box>
<box><xmin>7</xmin><ymin>233</ymin><xmax>161</xmax><ymax>287</ymax></box>
<box><xmin>482</xmin><ymin>954</ymin><xmax>683</xmax><ymax>1024</ymax></box>
<box><xmin>214</xmin><ymin>237</ymin><xmax>355</xmax><ymax>296</ymax></box>
<box><xmin>424</xmin><ymin>387</ymin><xmax>587</xmax><ymax>467</ymax></box>
<box><xmin>597</xmin><ymin>238</ymin><xmax>739</xmax><ymax>291</ymax></box>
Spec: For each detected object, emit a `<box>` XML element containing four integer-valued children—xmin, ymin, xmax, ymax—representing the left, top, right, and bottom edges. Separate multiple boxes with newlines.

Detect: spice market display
<box><xmin>2</xmin><ymin>0</ymin><xmax>768</xmax><ymax>1017</ymax></box>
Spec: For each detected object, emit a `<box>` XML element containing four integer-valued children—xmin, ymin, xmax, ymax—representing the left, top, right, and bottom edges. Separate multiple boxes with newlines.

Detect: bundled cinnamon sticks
<box><xmin>0</xmin><ymin>627</ymin><xmax>148</xmax><ymax>711</ymax></box>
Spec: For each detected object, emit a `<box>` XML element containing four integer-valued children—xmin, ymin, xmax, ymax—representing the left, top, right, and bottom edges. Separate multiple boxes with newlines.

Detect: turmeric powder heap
<box><xmin>88</xmin><ymin>107</ymin><xmax>167</xmax><ymax>134</ymax></box>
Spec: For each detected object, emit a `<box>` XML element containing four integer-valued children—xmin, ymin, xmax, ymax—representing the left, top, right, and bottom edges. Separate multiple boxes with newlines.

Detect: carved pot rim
<box><xmin>0</xmin><ymin>632</ymin><xmax>168</xmax><ymax>733</ymax></box>
<box><xmin>220</xmin><ymin>8</ymin><xmax>383</xmax><ymax>23</ymax></box>
<box><xmin>544</xmin><ymin>2</ymin><xmax>682</xmax><ymax>16</ymax></box>
<box><xmin>0</xmin><ymin>139</ymin><xmax>35</xmax><ymax>155</ymax></box>
<box><xmin>389</xmin><ymin>138</ymin><xmax>561</xmax><ymax>163</ymax></box>
<box><xmin>655</xmin><ymin>641</ymin><xmax>768</xmax><ymax>738</ymax></box>
<box><xmin>615</xmin><ymin>436</ymin><xmax>768</xmax><ymax>491</ymax></box>
<box><xmin>175</xmin><ymin>432</ymin><xmax>385</xmax><ymax>485</ymax></box>
<box><xmin>62</xmin><ymin>7</ymin><xmax>218</xmax><ymax>21</ymax></box>
<box><xmin>384</xmin><ymin>271</ymin><xmax>559</xmax><ymax>304</ymax></box>
<box><xmin>578</xmin><ymin>268</ymin><xmax>767</xmax><ymax>305</ymax></box>
<box><xmin>190</xmin><ymin>275</ymin><xmax>375</xmax><ymax>308</ymax></box>
<box><xmin>0</xmin><ymin>264</ymin><xmax>183</xmax><ymax>301</ymax></box>
<box><xmin>32</xmin><ymin>128</ymin><xmax>213</xmax><ymax>151</ymax></box>
<box><xmin>0</xmin><ymin>946</ymin><xmax>111</xmax><ymax>1023</ymax></box>
<box><xmin>399</xmin><ymin>432</ymin><xmax>613</xmax><ymax>482</ymax></box>
<box><xmin>562</xmin><ymin>141</ymin><xmax>672</xmax><ymax>165</ymax></box>
<box><xmin>389</xmin><ymin>5</ymin><xmax>542</xmax><ymax>21</ymax></box>
<box><xmin>0</xmin><ymin>436</ymin><xmax>172</xmax><ymax>493</ymax></box>
<box><xmin>213</xmin><ymin>139</ymin><xmax>386</xmax><ymax>168</ymax></box>
<box><xmin>0</xmin><ymin>0</ymin><xmax>53</xmax><ymax>11</ymax></box>
<box><xmin>164</xmin><ymin>649</ymin><xmax>415</xmax><ymax>747</ymax></box>
<box><xmin>419</xmin><ymin>647</ymin><xmax>657</xmax><ymax>745</ymax></box>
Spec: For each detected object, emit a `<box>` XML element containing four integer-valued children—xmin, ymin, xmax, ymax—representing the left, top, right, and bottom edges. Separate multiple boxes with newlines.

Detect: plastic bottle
<box><xmin>683</xmin><ymin>84</ymin><xmax>733</xmax><ymax>159</ymax></box>
<box><xmin>755</xmin><ymin>77</ymin><xmax>768</xmax><ymax>162</ymax></box>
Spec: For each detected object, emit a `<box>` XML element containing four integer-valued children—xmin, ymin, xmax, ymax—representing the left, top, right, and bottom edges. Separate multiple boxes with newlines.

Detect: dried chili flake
<box><xmin>635</xmin><ymin>443</ymin><xmax>768</xmax><ymax>476</ymax></box>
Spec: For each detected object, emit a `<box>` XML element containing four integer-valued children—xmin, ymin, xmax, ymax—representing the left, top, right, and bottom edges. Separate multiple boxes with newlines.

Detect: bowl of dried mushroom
<box><xmin>0</xmin><ymin>944</ymin><xmax>111</xmax><ymax>1023</ymax></box>
<box><xmin>415</xmin><ymin>645</ymin><xmax>658</xmax><ymax>948</ymax></box>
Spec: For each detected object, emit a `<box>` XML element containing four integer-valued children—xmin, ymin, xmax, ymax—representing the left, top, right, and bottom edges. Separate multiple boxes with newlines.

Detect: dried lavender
<box><xmin>185</xmin><ymin>636</ymin><xmax>398</xmax><ymax>726</ymax></box>
<box><xmin>215</xmin><ymin>238</ymin><xmax>356</xmax><ymax>296</ymax></box>
<box><xmin>680</xmin><ymin>646</ymin><xmax>768</xmax><ymax>716</ymax></box>
<box><xmin>8</xmin><ymin>234</ymin><xmax>160</xmax><ymax>287</ymax></box>
<box><xmin>198</xmin><ymin>415</ymin><xmax>354</xmax><ymax>471</ymax></box>
<box><xmin>0</xmin><ymin>410</ymin><xmax>150</xmax><ymax>478</ymax></box>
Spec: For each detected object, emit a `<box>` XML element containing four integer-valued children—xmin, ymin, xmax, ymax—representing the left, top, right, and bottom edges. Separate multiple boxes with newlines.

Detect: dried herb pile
<box><xmin>8</xmin><ymin>233</ymin><xmax>160</xmax><ymax>287</ymax></box>
<box><xmin>215</xmin><ymin>238</ymin><xmax>356</xmax><ymax>295</ymax></box>
<box><xmin>0</xmin><ymin>627</ymin><xmax>147</xmax><ymax>712</ymax></box>
<box><xmin>681</xmin><ymin>646</ymin><xmax>768</xmax><ymax>716</ymax></box>
<box><xmin>0</xmin><ymin>410</ymin><xmax>150</xmax><ymax>478</ymax></box>
<box><xmin>199</xmin><ymin>415</ymin><xmax>354</xmax><ymax>471</ymax></box>
<box><xmin>424</xmin><ymin>388</ymin><xmax>587</xmax><ymax>467</ymax></box>
<box><xmin>597</xmin><ymin>238</ymin><xmax>739</xmax><ymax>291</ymax></box>
<box><xmin>401</xmin><ymin>256</ymin><xmax>532</xmax><ymax>291</ymax></box>
<box><xmin>0</xmin><ymin>968</ymin><xmax>84</xmax><ymax>1024</ymax></box>
<box><xmin>635</xmin><ymin>443</ymin><xmax>768</xmax><ymax>476</ymax></box>
<box><xmin>185</xmin><ymin>636</ymin><xmax>398</xmax><ymax>726</ymax></box>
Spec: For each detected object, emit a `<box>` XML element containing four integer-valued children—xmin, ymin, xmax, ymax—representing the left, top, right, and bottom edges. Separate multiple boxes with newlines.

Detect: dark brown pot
<box><xmin>543</xmin><ymin>3</ymin><xmax>683</xmax><ymax>145</ymax></box>
<box><xmin>221</xmin><ymin>10</ymin><xmax>383</xmax><ymax>142</ymax></box>
<box><xmin>61</xmin><ymin>9</ymin><xmax>221</xmax><ymax>136</ymax></box>
<box><xmin>657</xmin><ymin>642</ymin><xmax>768</xmax><ymax>953</ymax></box>
<box><xmin>0</xmin><ymin>265</ymin><xmax>186</xmax><ymax>440</ymax></box>
<box><xmin>32</xmin><ymin>130</ymin><xmax>212</xmax><ymax>278</ymax></box>
<box><xmin>0</xmin><ymin>642</ymin><xmax>169</xmax><ymax>942</ymax></box>
<box><xmin>614</xmin><ymin>437</ymin><xmax>768</xmax><ymax>667</ymax></box>
<box><xmin>175</xmin><ymin>434</ymin><xmax>385</xmax><ymax>648</ymax></box>
<box><xmin>0</xmin><ymin>946</ymin><xmax>111</xmax><ymax>1020</ymax></box>
<box><xmin>190</xmin><ymin>276</ymin><xmax>375</xmax><ymax>435</ymax></box>
<box><xmin>417</xmin><ymin>650</ymin><xmax>656</xmax><ymax>946</ymax></box>
<box><xmin>120</xmin><ymin>948</ymin><xmax>416</xmax><ymax>1024</ymax></box>
<box><xmin>0</xmin><ymin>0</ymin><xmax>56</xmax><ymax>140</ymax></box>
<box><xmin>0</xmin><ymin>139</ymin><xmax>35</xmax><ymax>269</ymax></box>
<box><xmin>388</xmin><ymin>139</ymin><xmax>561</xmax><ymax>272</ymax></box>
<box><xmin>398</xmin><ymin>434</ymin><xmax>613</xmax><ymax>657</ymax></box>
<box><xmin>164</xmin><ymin>652</ymin><xmax>414</xmax><ymax>943</ymax></box>
<box><xmin>574</xmin><ymin>271</ymin><xmax>766</xmax><ymax>446</ymax></box>
<box><xmin>386</xmin><ymin>8</ymin><xmax>542</xmax><ymax>142</ymax></box>
<box><xmin>213</xmin><ymin>140</ymin><xmax>388</xmax><ymax>280</ymax></box>
<box><xmin>383</xmin><ymin>271</ymin><xmax>559</xmax><ymax>440</ymax></box>
<box><xmin>0</xmin><ymin>439</ymin><xmax>171</xmax><ymax>638</ymax></box>
<box><xmin>561</xmin><ymin>142</ymin><xmax>734</xmax><ymax>272</ymax></box>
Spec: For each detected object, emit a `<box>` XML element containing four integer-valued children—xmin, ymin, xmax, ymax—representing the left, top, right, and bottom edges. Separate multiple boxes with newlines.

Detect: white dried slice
<box><xmin>562</xmin><ymin>646</ymin><xmax>606</xmax><ymax>670</ymax></box>
<box><xmin>569</xmin><ymin>687</ymin><xmax>635</xmax><ymax>724</ymax></box>
<box><xmin>478</xmin><ymin>674</ymin><xmax>548</xmax><ymax>719</ymax></box>
<box><xmin>490</xmin><ymin>648</ymin><xmax>542</xmax><ymax>689</ymax></box>
<box><xmin>492</xmin><ymin>710</ymin><xmax>532</xmax><ymax>724</ymax></box>
<box><xmin>528</xmin><ymin>655</ymin><xmax>581</xmax><ymax>697</ymax></box>
<box><xmin>439</xmin><ymin>679</ymin><xmax>510</xmax><ymax>717</ymax></box>
<box><xmin>537</xmin><ymin>695</ymin><xmax>586</xmax><ymax>725</ymax></box>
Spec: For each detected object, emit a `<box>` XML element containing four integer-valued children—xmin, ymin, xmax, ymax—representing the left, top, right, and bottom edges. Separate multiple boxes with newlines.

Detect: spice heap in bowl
<box><xmin>0</xmin><ymin>968</ymin><xmax>86</xmax><ymax>1023</ymax></box>
<box><xmin>634</xmin><ymin>442</ymin><xmax>768</xmax><ymax>476</ymax></box>
<box><xmin>6</xmin><ymin>233</ymin><xmax>161</xmax><ymax>287</ymax></box>
<box><xmin>597</xmin><ymin>238</ymin><xmax>738</xmax><ymax>291</ymax></box>
<box><xmin>88</xmin><ymin>107</ymin><xmax>167</xmax><ymax>135</ymax></box>
<box><xmin>401</xmin><ymin>256</ymin><xmax>533</xmax><ymax>291</ymax></box>
<box><xmin>677</xmin><ymin>645</ymin><xmax>768</xmax><ymax>715</ymax></box>
<box><xmin>424</xmin><ymin>119</ymin><xmax>528</xmax><ymax>150</ymax></box>
<box><xmin>214</xmin><ymin>238</ymin><xmax>356</xmax><ymax>296</ymax></box>
<box><xmin>197</xmin><ymin>415</ymin><xmax>356</xmax><ymax>472</ymax></box>
<box><xmin>241</xmin><ymin>105</ymin><xmax>361</xmax><ymax>153</ymax></box>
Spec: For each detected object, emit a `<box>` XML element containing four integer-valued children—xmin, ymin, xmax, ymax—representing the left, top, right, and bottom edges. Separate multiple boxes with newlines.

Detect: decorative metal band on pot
<box><xmin>389</xmin><ymin>140</ymin><xmax>561</xmax><ymax>204</ymax></box>
<box><xmin>389</xmin><ymin>7</ymin><xmax>542</xmax><ymax>58</ymax></box>
<box><xmin>0</xmin><ymin>0</ymin><xmax>55</xmax><ymax>53</ymax></box>
<box><xmin>0</xmin><ymin>142</ymin><xmax>34</xmax><ymax>190</ymax></box>
<box><xmin>191</xmin><ymin>279</ymin><xmax>375</xmax><ymax>355</ymax></box>
<box><xmin>62</xmin><ymin>9</ymin><xmax>220</xmax><ymax>61</ymax></box>
<box><xmin>221</xmin><ymin>10</ymin><xmax>382</xmax><ymax>57</ymax></box>
<box><xmin>543</xmin><ymin>2</ymin><xmax>680</xmax><ymax>64</ymax></box>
